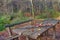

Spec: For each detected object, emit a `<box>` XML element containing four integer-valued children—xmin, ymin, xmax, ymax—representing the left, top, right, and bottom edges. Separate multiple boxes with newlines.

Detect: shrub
<box><xmin>48</xmin><ymin>9</ymin><xmax>60</xmax><ymax>18</ymax></box>
<box><xmin>35</xmin><ymin>13</ymin><xmax>48</xmax><ymax>19</ymax></box>
<box><xmin>35</xmin><ymin>9</ymin><xmax>60</xmax><ymax>19</ymax></box>
<box><xmin>0</xmin><ymin>15</ymin><xmax>10</xmax><ymax>31</ymax></box>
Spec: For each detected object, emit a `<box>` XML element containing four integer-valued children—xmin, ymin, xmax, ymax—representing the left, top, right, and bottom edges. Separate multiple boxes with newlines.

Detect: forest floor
<box><xmin>56</xmin><ymin>16</ymin><xmax>60</xmax><ymax>20</ymax></box>
<box><xmin>0</xmin><ymin>19</ymin><xmax>60</xmax><ymax>40</ymax></box>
